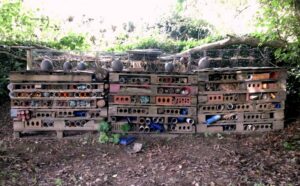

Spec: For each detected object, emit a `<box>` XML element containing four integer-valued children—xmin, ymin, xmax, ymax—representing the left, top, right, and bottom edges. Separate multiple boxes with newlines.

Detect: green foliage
<box><xmin>54</xmin><ymin>178</ymin><xmax>63</xmax><ymax>186</ymax></box>
<box><xmin>98</xmin><ymin>121</ymin><xmax>110</xmax><ymax>133</ymax></box>
<box><xmin>0</xmin><ymin>0</ymin><xmax>89</xmax><ymax>50</ymax></box>
<box><xmin>254</xmin><ymin>183</ymin><xmax>265</xmax><ymax>186</ymax></box>
<box><xmin>98</xmin><ymin>121</ymin><xmax>121</xmax><ymax>144</ymax></box>
<box><xmin>53</xmin><ymin>33</ymin><xmax>90</xmax><ymax>51</ymax></box>
<box><xmin>255</xmin><ymin>0</ymin><xmax>300</xmax><ymax>108</ymax></box>
<box><xmin>120</xmin><ymin>123</ymin><xmax>131</xmax><ymax>133</ymax></box>
<box><xmin>0</xmin><ymin>0</ymin><xmax>38</xmax><ymax>41</ymax></box>
<box><xmin>0</xmin><ymin>53</ymin><xmax>25</xmax><ymax>98</ymax></box>
<box><xmin>108</xmin><ymin>35</ymin><xmax>222</xmax><ymax>53</ymax></box>
<box><xmin>98</xmin><ymin>133</ymin><xmax>110</xmax><ymax>143</ymax></box>
<box><xmin>109</xmin><ymin>134</ymin><xmax>121</xmax><ymax>144</ymax></box>
<box><xmin>283</xmin><ymin>141</ymin><xmax>296</xmax><ymax>150</ymax></box>
<box><xmin>256</xmin><ymin>0</ymin><xmax>299</xmax><ymax>43</ymax></box>
<box><xmin>157</xmin><ymin>14</ymin><xmax>213</xmax><ymax>41</ymax></box>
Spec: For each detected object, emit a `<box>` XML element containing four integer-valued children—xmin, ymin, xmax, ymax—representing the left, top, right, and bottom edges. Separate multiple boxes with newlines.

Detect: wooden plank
<box><xmin>109</xmin><ymin>95</ymin><xmax>197</xmax><ymax>106</ymax></box>
<box><xmin>198</xmin><ymin>113</ymin><xmax>243</xmax><ymax>124</ymax></box>
<box><xmin>198</xmin><ymin>103</ymin><xmax>254</xmax><ymax>113</ymax></box>
<box><xmin>13</xmin><ymin>119</ymin><xmax>102</xmax><ymax>132</ymax></box>
<box><xmin>26</xmin><ymin>50</ymin><xmax>33</xmax><ymax>70</ymax></box>
<box><xmin>109</xmin><ymin>84</ymin><xmax>198</xmax><ymax>96</ymax></box>
<box><xmin>109</xmin><ymin>72</ymin><xmax>198</xmax><ymax>85</ymax></box>
<box><xmin>196</xmin><ymin>119</ymin><xmax>283</xmax><ymax>133</ymax></box>
<box><xmin>198</xmin><ymin>91</ymin><xmax>286</xmax><ymax>104</ymax></box>
<box><xmin>10</xmin><ymin>71</ymin><xmax>92</xmax><ymax>82</ymax></box>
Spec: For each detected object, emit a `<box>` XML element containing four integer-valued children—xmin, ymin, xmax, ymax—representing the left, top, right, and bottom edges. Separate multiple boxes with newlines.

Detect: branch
<box><xmin>234</xmin><ymin>5</ymin><xmax>250</xmax><ymax>18</ymax></box>
<box><xmin>0</xmin><ymin>51</ymin><xmax>27</xmax><ymax>61</ymax></box>
<box><xmin>160</xmin><ymin>36</ymin><xmax>287</xmax><ymax>60</ymax></box>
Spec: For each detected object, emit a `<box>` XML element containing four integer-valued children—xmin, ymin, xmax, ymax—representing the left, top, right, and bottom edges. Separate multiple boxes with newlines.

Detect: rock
<box><xmin>125</xmin><ymin>142</ymin><xmax>143</xmax><ymax>154</ymax></box>
<box><xmin>41</xmin><ymin>59</ymin><xmax>53</xmax><ymax>71</ymax></box>
<box><xmin>96</xmin><ymin>100</ymin><xmax>106</xmax><ymax>108</ymax></box>
<box><xmin>112</xmin><ymin>60</ymin><xmax>123</xmax><ymax>72</ymax></box>
<box><xmin>198</xmin><ymin>57</ymin><xmax>209</xmax><ymax>69</ymax></box>
<box><xmin>77</xmin><ymin>61</ymin><xmax>87</xmax><ymax>70</ymax></box>
<box><xmin>165</xmin><ymin>62</ymin><xmax>174</xmax><ymax>72</ymax></box>
<box><xmin>63</xmin><ymin>61</ymin><xmax>72</xmax><ymax>72</ymax></box>
<box><xmin>180</xmin><ymin>56</ymin><xmax>188</xmax><ymax>64</ymax></box>
<box><xmin>132</xmin><ymin>143</ymin><xmax>143</xmax><ymax>153</ymax></box>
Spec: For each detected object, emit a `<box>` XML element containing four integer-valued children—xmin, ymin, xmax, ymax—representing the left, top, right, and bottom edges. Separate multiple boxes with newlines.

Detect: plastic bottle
<box><xmin>149</xmin><ymin>123</ymin><xmax>164</xmax><ymax>132</ymax></box>
<box><xmin>206</xmin><ymin>115</ymin><xmax>221</xmax><ymax>125</ymax></box>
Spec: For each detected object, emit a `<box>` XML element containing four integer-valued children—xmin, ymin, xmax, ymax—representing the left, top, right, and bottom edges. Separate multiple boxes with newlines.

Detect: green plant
<box><xmin>120</xmin><ymin>123</ymin><xmax>131</xmax><ymax>134</ymax></box>
<box><xmin>98</xmin><ymin>121</ymin><xmax>121</xmax><ymax>144</ymax></box>
<box><xmin>98</xmin><ymin>121</ymin><xmax>110</xmax><ymax>133</ymax></box>
<box><xmin>110</xmin><ymin>134</ymin><xmax>121</xmax><ymax>144</ymax></box>
<box><xmin>98</xmin><ymin>133</ymin><xmax>110</xmax><ymax>144</ymax></box>
<box><xmin>107</xmin><ymin>35</ymin><xmax>222</xmax><ymax>53</ymax></box>
<box><xmin>54</xmin><ymin>178</ymin><xmax>63</xmax><ymax>186</ymax></box>
<box><xmin>255</xmin><ymin>0</ymin><xmax>300</xmax><ymax>114</ymax></box>
<box><xmin>0</xmin><ymin>0</ymin><xmax>90</xmax><ymax>49</ymax></box>
<box><xmin>254</xmin><ymin>183</ymin><xmax>265</xmax><ymax>186</ymax></box>
<box><xmin>0</xmin><ymin>55</ymin><xmax>25</xmax><ymax>98</ymax></box>
<box><xmin>283</xmin><ymin>141</ymin><xmax>296</xmax><ymax>150</ymax></box>
<box><xmin>157</xmin><ymin>14</ymin><xmax>213</xmax><ymax>41</ymax></box>
<box><xmin>54</xmin><ymin>33</ymin><xmax>90</xmax><ymax>51</ymax></box>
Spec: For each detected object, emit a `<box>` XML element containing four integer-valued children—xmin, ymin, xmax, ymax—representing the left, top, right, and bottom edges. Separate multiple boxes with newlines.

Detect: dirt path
<box><xmin>0</xmin><ymin>100</ymin><xmax>299</xmax><ymax>186</ymax></box>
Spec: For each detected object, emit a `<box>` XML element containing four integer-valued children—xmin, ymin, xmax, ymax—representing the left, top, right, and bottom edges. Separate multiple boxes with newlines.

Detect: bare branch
<box><xmin>160</xmin><ymin>36</ymin><xmax>286</xmax><ymax>60</ymax></box>
<box><xmin>0</xmin><ymin>51</ymin><xmax>27</xmax><ymax>61</ymax></box>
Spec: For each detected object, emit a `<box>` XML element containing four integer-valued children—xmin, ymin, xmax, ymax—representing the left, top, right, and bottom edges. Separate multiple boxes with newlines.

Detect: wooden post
<box><xmin>26</xmin><ymin>49</ymin><xmax>33</xmax><ymax>70</ymax></box>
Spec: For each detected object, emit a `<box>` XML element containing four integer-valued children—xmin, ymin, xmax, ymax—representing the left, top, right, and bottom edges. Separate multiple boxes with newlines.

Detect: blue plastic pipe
<box><xmin>206</xmin><ymin>115</ymin><xmax>221</xmax><ymax>125</ymax></box>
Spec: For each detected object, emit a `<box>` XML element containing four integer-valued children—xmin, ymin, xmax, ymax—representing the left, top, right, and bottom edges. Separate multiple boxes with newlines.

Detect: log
<box><xmin>160</xmin><ymin>36</ymin><xmax>286</xmax><ymax>60</ymax></box>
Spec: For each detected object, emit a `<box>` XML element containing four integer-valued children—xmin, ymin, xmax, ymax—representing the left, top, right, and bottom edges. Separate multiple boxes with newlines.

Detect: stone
<box><xmin>63</xmin><ymin>61</ymin><xmax>72</xmax><ymax>72</ymax></box>
<box><xmin>198</xmin><ymin>57</ymin><xmax>209</xmax><ymax>69</ymax></box>
<box><xmin>77</xmin><ymin>61</ymin><xmax>87</xmax><ymax>70</ymax></box>
<box><xmin>165</xmin><ymin>62</ymin><xmax>174</xmax><ymax>72</ymax></box>
<box><xmin>41</xmin><ymin>59</ymin><xmax>53</xmax><ymax>71</ymax></box>
<box><xmin>112</xmin><ymin>60</ymin><xmax>123</xmax><ymax>72</ymax></box>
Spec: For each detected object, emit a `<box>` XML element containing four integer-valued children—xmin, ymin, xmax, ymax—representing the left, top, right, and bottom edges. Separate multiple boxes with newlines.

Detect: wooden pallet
<box><xmin>109</xmin><ymin>84</ymin><xmax>198</xmax><ymax>96</ymax></box>
<box><xmin>109</xmin><ymin>95</ymin><xmax>197</xmax><ymax>106</ymax></box>
<box><xmin>10</xmin><ymin>99</ymin><xmax>107</xmax><ymax>109</ymax></box>
<box><xmin>195</xmin><ymin>67</ymin><xmax>287</xmax><ymax>82</ymax></box>
<box><xmin>13</xmin><ymin>119</ymin><xmax>103</xmax><ymax>138</ymax></box>
<box><xmin>9</xmin><ymin>82</ymin><xmax>107</xmax><ymax>91</ymax></box>
<box><xmin>198</xmin><ymin>101</ymin><xmax>284</xmax><ymax>113</ymax></box>
<box><xmin>197</xmin><ymin>110</ymin><xmax>284</xmax><ymax>124</ymax></box>
<box><xmin>10</xmin><ymin>71</ymin><xmax>95</xmax><ymax>82</ymax></box>
<box><xmin>109</xmin><ymin>72</ymin><xmax>198</xmax><ymax>85</ymax></box>
<box><xmin>109</xmin><ymin>115</ymin><xmax>197</xmax><ymax>124</ymax></box>
<box><xmin>108</xmin><ymin>105</ymin><xmax>196</xmax><ymax>117</ymax></box>
<box><xmin>11</xmin><ymin>108</ymin><xmax>108</xmax><ymax>119</ymax></box>
<box><xmin>198</xmin><ymin>91</ymin><xmax>286</xmax><ymax>104</ymax></box>
<box><xmin>196</xmin><ymin>120</ymin><xmax>284</xmax><ymax>133</ymax></box>
<box><xmin>111</xmin><ymin>121</ymin><xmax>196</xmax><ymax>134</ymax></box>
<box><xmin>198</xmin><ymin>80</ymin><xmax>286</xmax><ymax>93</ymax></box>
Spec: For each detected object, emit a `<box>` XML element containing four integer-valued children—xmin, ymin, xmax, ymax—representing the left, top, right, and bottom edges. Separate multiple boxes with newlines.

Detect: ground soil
<box><xmin>0</xmin><ymin>100</ymin><xmax>299</xmax><ymax>186</ymax></box>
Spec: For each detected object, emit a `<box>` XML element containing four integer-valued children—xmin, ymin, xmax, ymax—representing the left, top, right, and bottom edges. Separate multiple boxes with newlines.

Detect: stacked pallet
<box><xmin>9</xmin><ymin>71</ymin><xmax>108</xmax><ymax>138</ymax></box>
<box><xmin>108</xmin><ymin>72</ymin><xmax>198</xmax><ymax>133</ymax></box>
<box><xmin>195</xmin><ymin>67</ymin><xmax>287</xmax><ymax>133</ymax></box>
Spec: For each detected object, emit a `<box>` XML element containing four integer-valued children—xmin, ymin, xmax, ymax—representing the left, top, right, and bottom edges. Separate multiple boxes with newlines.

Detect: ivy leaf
<box><xmin>98</xmin><ymin>121</ymin><xmax>110</xmax><ymax>133</ymax></box>
<box><xmin>99</xmin><ymin>133</ymin><xmax>109</xmax><ymax>143</ymax></box>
